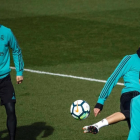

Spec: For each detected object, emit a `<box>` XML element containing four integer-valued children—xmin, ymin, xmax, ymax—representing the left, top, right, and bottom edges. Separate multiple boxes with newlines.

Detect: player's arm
<box><xmin>8</xmin><ymin>29</ymin><xmax>24</xmax><ymax>84</ymax></box>
<box><xmin>94</xmin><ymin>55</ymin><xmax>132</xmax><ymax>117</ymax></box>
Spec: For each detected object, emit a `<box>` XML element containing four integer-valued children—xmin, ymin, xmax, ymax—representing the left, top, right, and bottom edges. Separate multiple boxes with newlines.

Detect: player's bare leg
<box><xmin>106</xmin><ymin>112</ymin><xmax>126</xmax><ymax>124</ymax></box>
<box><xmin>83</xmin><ymin>112</ymin><xmax>125</xmax><ymax>134</ymax></box>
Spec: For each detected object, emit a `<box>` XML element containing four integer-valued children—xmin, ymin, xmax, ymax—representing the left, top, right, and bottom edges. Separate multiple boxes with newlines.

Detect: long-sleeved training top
<box><xmin>0</xmin><ymin>25</ymin><xmax>24</xmax><ymax>79</ymax></box>
<box><xmin>97</xmin><ymin>54</ymin><xmax>140</xmax><ymax>105</ymax></box>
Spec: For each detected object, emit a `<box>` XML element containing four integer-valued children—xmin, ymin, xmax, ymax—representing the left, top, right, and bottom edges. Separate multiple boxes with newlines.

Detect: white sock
<box><xmin>93</xmin><ymin>119</ymin><xmax>109</xmax><ymax>129</ymax></box>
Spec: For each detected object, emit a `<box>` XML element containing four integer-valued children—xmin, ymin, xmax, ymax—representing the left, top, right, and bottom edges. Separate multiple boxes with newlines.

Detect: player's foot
<box><xmin>83</xmin><ymin>125</ymin><xmax>99</xmax><ymax>134</ymax></box>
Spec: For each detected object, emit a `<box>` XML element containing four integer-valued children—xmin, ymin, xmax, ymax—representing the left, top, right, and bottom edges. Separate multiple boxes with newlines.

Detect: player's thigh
<box><xmin>127</xmin><ymin>127</ymin><xmax>140</xmax><ymax>140</ymax></box>
<box><xmin>0</xmin><ymin>75</ymin><xmax>16</xmax><ymax>105</ymax></box>
<box><xmin>120</xmin><ymin>93</ymin><xmax>131</xmax><ymax>119</ymax></box>
<box><xmin>120</xmin><ymin>91</ymin><xmax>140</xmax><ymax>119</ymax></box>
<box><xmin>130</xmin><ymin>96</ymin><xmax>140</xmax><ymax>131</ymax></box>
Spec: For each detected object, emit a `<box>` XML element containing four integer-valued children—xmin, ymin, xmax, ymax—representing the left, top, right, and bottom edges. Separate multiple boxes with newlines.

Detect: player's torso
<box><xmin>123</xmin><ymin>54</ymin><xmax>140</xmax><ymax>92</ymax></box>
<box><xmin>0</xmin><ymin>27</ymin><xmax>10</xmax><ymax>64</ymax></box>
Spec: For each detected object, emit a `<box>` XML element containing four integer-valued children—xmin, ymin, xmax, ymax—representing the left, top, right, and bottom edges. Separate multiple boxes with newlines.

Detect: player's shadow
<box><xmin>0</xmin><ymin>122</ymin><xmax>54</xmax><ymax>140</ymax></box>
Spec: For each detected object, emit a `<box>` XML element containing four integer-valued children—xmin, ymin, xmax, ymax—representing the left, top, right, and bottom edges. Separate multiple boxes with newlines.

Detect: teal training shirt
<box><xmin>97</xmin><ymin>54</ymin><xmax>140</xmax><ymax>105</ymax></box>
<box><xmin>0</xmin><ymin>25</ymin><xmax>24</xmax><ymax>78</ymax></box>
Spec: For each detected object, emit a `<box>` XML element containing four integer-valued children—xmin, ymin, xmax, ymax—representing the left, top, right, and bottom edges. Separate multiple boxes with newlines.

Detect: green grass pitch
<box><xmin>0</xmin><ymin>0</ymin><xmax>140</xmax><ymax>139</ymax></box>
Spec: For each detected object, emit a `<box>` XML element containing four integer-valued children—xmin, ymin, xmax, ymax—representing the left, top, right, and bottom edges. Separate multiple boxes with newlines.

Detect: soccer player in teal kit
<box><xmin>83</xmin><ymin>48</ymin><xmax>140</xmax><ymax>135</ymax></box>
<box><xmin>0</xmin><ymin>25</ymin><xmax>24</xmax><ymax>140</ymax></box>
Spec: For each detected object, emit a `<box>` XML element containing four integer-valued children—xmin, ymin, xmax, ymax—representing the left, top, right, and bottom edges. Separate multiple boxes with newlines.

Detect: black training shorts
<box><xmin>0</xmin><ymin>74</ymin><xmax>16</xmax><ymax>105</ymax></box>
<box><xmin>120</xmin><ymin>91</ymin><xmax>140</xmax><ymax>119</ymax></box>
<box><xmin>120</xmin><ymin>91</ymin><xmax>140</xmax><ymax>128</ymax></box>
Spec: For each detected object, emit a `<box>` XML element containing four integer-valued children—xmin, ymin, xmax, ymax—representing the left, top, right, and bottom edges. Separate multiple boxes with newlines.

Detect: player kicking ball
<box><xmin>83</xmin><ymin>47</ymin><xmax>140</xmax><ymax>135</ymax></box>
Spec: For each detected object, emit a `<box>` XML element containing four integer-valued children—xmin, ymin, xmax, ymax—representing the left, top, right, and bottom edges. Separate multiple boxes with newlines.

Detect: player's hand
<box><xmin>16</xmin><ymin>76</ymin><xmax>23</xmax><ymax>84</ymax></box>
<box><xmin>94</xmin><ymin>108</ymin><xmax>101</xmax><ymax>117</ymax></box>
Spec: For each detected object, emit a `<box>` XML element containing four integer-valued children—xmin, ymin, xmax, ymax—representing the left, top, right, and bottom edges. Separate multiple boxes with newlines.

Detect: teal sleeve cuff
<box><xmin>97</xmin><ymin>98</ymin><xmax>105</xmax><ymax>105</ymax></box>
<box><xmin>16</xmin><ymin>71</ymin><xmax>23</xmax><ymax>76</ymax></box>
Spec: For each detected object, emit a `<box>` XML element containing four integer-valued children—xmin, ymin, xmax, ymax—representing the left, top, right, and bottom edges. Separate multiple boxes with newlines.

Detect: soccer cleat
<box><xmin>83</xmin><ymin>125</ymin><xmax>99</xmax><ymax>134</ymax></box>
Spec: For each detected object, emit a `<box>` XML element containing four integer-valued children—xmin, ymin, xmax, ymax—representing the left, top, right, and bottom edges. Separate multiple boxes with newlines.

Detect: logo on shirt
<box><xmin>0</xmin><ymin>35</ymin><xmax>4</xmax><ymax>40</ymax></box>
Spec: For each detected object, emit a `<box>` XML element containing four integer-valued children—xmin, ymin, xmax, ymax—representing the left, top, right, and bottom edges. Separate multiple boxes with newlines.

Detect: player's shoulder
<box><xmin>129</xmin><ymin>54</ymin><xmax>139</xmax><ymax>59</ymax></box>
<box><xmin>123</xmin><ymin>54</ymin><xmax>140</xmax><ymax>64</ymax></box>
<box><xmin>123</xmin><ymin>53</ymin><xmax>138</xmax><ymax>58</ymax></box>
<box><xmin>120</xmin><ymin>54</ymin><xmax>134</xmax><ymax>64</ymax></box>
<box><xmin>122</xmin><ymin>54</ymin><xmax>132</xmax><ymax>60</ymax></box>
<box><xmin>0</xmin><ymin>25</ymin><xmax>11</xmax><ymax>33</ymax></box>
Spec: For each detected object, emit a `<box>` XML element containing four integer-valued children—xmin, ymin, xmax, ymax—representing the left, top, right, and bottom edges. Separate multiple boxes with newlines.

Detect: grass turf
<box><xmin>0</xmin><ymin>0</ymin><xmax>139</xmax><ymax>139</ymax></box>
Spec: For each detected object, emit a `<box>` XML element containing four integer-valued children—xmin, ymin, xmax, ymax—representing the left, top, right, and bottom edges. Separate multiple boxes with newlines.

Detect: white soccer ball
<box><xmin>70</xmin><ymin>100</ymin><xmax>90</xmax><ymax>120</ymax></box>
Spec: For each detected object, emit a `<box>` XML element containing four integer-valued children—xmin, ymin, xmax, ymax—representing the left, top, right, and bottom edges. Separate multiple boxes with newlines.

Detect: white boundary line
<box><xmin>10</xmin><ymin>67</ymin><xmax>124</xmax><ymax>86</ymax></box>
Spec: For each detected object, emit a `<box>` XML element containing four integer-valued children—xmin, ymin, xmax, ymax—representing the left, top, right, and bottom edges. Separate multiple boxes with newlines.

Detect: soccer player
<box><xmin>127</xmin><ymin>95</ymin><xmax>140</xmax><ymax>140</ymax></box>
<box><xmin>0</xmin><ymin>25</ymin><xmax>24</xmax><ymax>140</ymax></box>
<box><xmin>83</xmin><ymin>48</ymin><xmax>140</xmax><ymax>135</ymax></box>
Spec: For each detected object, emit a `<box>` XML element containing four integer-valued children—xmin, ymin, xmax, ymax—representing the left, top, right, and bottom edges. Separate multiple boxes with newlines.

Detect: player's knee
<box><xmin>121</xmin><ymin>113</ymin><xmax>126</xmax><ymax>120</ymax></box>
<box><xmin>121</xmin><ymin>111</ymin><xmax>130</xmax><ymax>119</ymax></box>
<box><xmin>5</xmin><ymin>102</ymin><xmax>16</xmax><ymax>116</ymax></box>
